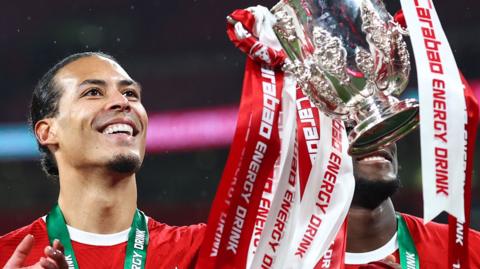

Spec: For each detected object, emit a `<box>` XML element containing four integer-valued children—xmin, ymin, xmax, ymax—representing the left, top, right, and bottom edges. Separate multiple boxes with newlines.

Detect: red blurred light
<box><xmin>146</xmin><ymin>106</ymin><xmax>238</xmax><ymax>152</ymax></box>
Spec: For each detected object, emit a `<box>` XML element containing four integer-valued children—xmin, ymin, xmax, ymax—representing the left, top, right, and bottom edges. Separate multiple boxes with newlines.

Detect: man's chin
<box><xmin>106</xmin><ymin>154</ymin><xmax>142</xmax><ymax>174</ymax></box>
<box><xmin>351</xmin><ymin>177</ymin><xmax>401</xmax><ymax>209</ymax></box>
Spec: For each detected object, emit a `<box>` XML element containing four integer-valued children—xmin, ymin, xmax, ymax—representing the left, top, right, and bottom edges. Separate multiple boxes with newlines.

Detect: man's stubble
<box><xmin>351</xmin><ymin>175</ymin><xmax>401</xmax><ymax>209</ymax></box>
<box><xmin>106</xmin><ymin>154</ymin><xmax>142</xmax><ymax>174</ymax></box>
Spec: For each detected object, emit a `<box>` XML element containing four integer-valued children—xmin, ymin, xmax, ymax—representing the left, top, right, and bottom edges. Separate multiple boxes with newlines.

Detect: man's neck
<box><xmin>346</xmin><ymin>198</ymin><xmax>397</xmax><ymax>253</ymax></box>
<box><xmin>57</xmin><ymin>168</ymin><xmax>137</xmax><ymax>234</ymax></box>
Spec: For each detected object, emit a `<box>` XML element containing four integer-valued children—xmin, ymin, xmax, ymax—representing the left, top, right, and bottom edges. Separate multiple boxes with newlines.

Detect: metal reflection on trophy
<box><xmin>271</xmin><ymin>0</ymin><xmax>419</xmax><ymax>155</ymax></box>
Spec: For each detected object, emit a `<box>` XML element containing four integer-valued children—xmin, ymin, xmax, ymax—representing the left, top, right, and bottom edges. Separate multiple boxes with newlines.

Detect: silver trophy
<box><xmin>272</xmin><ymin>0</ymin><xmax>419</xmax><ymax>155</ymax></box>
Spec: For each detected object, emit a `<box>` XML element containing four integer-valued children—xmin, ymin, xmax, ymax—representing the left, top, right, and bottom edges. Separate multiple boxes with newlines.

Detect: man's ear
<box><xmin>35</xmin><ymin>119</ymin><xmax>58</xmax><ymax>147</ymax></box>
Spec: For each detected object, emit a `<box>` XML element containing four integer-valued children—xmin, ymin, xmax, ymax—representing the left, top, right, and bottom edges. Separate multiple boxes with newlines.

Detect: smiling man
<box><xmin>343</xmin><ymin>144</ymin><xmax>480</xmax><ymax>268</ymax></box>
<box><xmin>0</xmin><ymin>52</ymin><xmax>205</xmax><ymax>269</ymax></box>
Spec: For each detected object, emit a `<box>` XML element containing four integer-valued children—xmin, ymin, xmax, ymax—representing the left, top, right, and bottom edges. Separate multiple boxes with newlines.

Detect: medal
<box><xmin>46</xmin><ymin>205</ymin><xmax>149</xmax><ymax>269</ymax></box>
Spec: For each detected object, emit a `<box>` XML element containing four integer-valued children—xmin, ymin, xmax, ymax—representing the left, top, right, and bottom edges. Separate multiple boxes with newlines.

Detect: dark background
<box><xmin>1</xmin><ymin>0</ymin><xmax>480</xmax><ymax>234</ymax></box>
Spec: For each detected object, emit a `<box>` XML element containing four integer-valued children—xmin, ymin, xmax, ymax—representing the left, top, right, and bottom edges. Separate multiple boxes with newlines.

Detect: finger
<box><xmin>4</xmin><ymin>234</ymin><xmax>35</xmax><ymax>268</ymax></box>
<box><xmin>39</xmin><ymin>256</ymin><xmax>59</xmax><ymax>269</ymax></box>
<box><xmin>52</xmin><ymin>239</ymin><xmax>67</xmax><ymax>269</ymax></box>
<box><xmin>369</xmin><ymin>260</ymin><xmax>401</xmax><ymax>269</ymax></box>
<box><xmin>44</xmin><ymin>245</ymin><xmax>68</xmax><ymax>269</ymax></box>
<box><xmin>384</xmin><ymin>254</ymin><xmax>397</xmax><ymax>263</ymax></box>
<box><xmin>52</xmin><ymin>239</ymin><xmax>64</xmax><ymax>254</ymax></box>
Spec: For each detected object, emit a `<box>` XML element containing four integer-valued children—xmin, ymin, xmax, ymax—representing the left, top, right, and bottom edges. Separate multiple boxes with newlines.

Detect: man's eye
<box><xmin>83</xmin><ymin>88</ymin><xmax>102</xmax><ymax>97</ymax></box>
<box><xmin>123</xmin><ymin>89</ymin><xmax>139</xmax><ymax>99</ymax></box>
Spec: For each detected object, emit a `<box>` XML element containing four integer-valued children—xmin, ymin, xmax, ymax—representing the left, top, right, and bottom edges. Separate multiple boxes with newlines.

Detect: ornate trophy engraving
<box><xmin>272</xmin><ymin>0</ymin><xmax>419</xmax><ymax>155</ymax></box>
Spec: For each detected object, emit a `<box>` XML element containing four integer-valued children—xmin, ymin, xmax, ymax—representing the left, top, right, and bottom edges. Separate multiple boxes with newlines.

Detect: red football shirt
<box><xmin>344</xmin><ymin>213</ymin><xmax>480</xmax><ymax>268</ymax></box>
<box><xmin>0</xmin><ymin>216</ymin><xmax>205</xmax><ymax>269</ymax></box>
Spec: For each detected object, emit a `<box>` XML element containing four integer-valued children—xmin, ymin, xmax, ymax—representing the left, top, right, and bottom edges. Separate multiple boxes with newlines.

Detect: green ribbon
<box><xmin>396</xmin><ymin>213</ymin><xmax>420</xmax><ymax>269</ymax></box>
<box><xmin>46</xmin><ymin>205</ymin><xmax>148</xmax><ymax>269</ymax></box>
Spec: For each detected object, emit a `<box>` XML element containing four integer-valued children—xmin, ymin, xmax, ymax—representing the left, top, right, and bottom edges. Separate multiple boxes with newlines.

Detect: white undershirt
<box><xmin>41</xmin><ymin>215</ymin><xmax>148</xmax><ymax>246</ymax></box>
<box><xmin>41</xmin><ymin>214</ymin><xmax>396</xmax><ymax>260</ymax></box>
<box><xmin>345</xmin><ymin>232</ymin><xmax>398</xmax><ymax>265</ymax></box>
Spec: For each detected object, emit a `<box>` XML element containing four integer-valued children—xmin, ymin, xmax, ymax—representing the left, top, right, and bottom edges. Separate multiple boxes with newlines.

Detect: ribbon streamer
<box><xmin>197</xmin><ymin>6</ymin><xmax>354</xmax><ymax>269</ymax></box>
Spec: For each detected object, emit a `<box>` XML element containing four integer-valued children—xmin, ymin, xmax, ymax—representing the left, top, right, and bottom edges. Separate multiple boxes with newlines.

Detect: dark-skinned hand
<box><xmin>359</xmin><ymin>255</ymin><xmax>402</xmax><ymax>269</ymax></box>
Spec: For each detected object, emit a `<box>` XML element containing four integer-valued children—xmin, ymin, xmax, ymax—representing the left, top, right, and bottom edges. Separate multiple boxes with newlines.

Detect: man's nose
<box><xmin>107</xmin><ymin>90</ymin><xmax>131</xmax><ymax>112</ymax></box>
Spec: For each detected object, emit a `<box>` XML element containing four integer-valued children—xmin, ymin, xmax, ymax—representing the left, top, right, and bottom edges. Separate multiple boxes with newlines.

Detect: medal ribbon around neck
<box><xmin>46</xmin><ymin>205</ymin><xmax>149</xmax><ymax>269</ymax></box>
<box><xmin>396</xmin><ymin>214</ymin><xmax>419</xmax><ymax>269</ymax></box>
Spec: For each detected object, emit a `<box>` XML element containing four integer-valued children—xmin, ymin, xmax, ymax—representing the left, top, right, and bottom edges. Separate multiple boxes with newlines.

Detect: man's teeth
<box><xmin>102</xmin><ymin>123</ymin><xmax>133</xmax><ymax>135</ymax></box>
<box><xmin>361</xmin><ymin>156</ymin><xmax>387</xmax><ymax>162</ymax></box>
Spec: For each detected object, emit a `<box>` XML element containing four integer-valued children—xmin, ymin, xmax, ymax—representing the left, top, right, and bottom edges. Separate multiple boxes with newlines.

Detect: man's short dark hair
<box><xmin>29</xmin><ymin>51</ymin><xmax>118</xmax><ymax>179</ymax></box>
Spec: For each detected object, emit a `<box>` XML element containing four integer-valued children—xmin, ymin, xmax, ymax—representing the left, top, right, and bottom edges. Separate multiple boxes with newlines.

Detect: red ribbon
<box><xmin>196</xmin><ymin>59</ymin><xmax>283</xmax><ymax>268</ymax></box>
<box><xmin>196</xmin><ymin>9</ymin><xmax>284</xmax><ymax>268</ymax></box>
<box><xmin>198</xmin><ymin>8</ymin><xmax>351</xmax><ymax>268</ymax></box>
<box><xmin>226</xmin><ymin>9</ymin><xmax>286</xmax><ymax>67</ymax></box>
<box><xmin>447</xmin><ymin>74</ymin><xmax>479</xmax><ymax>268</ymax></box>
<box><xmin>214</xmin><ymin>61</ymin><xmax>282</xmax><ymax>268</ymax></box>
<box><xmin>296</xmin><ymin>88</ymin><xmax>321</xmax><ymax>198</ymax></box>
<box><xmin>195</xmin><ymin>56</ymin><xmax>255</xmax><ymax>268</ymax></box>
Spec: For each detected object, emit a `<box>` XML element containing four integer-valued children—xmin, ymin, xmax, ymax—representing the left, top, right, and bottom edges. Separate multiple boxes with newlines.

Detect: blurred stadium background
<box><xmin>1</xmin><ymin>0</ymin><xmax>479</xmax><ymax>234</ymax></box>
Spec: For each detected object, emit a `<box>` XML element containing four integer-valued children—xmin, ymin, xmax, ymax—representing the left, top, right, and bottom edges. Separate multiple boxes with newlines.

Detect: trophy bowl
<box><xmin>271</xmin><ymin>0</ymin><xmax>419</xmax><ymax>155</ymax></box>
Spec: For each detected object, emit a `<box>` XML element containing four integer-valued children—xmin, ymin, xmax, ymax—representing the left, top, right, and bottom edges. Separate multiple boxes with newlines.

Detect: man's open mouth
<box><xmin>98</xmin><ymin>118</ymin><xmax>140</xmax><ymax>137</ymax></box>
<box><xmin>102</xmin><ymin>123</ymin><xmax>134</xmax><ymax>136</ymax></box>
<box><xmin>356</xmin><ymin>149</ymin><xmax>393</xmax><ymax>163</ymax></box>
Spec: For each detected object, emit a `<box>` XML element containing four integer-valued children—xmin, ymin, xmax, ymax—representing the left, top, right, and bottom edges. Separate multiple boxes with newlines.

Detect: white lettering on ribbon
<box><xmin>406</xmin><ymin>252</ymin><xmax>417</xmax><ymax>269</ymax></box>
<box><xmin>210</xmin><ymin>213</ymin><xmax>227</xmax><ymax>257</ymax></box>
<box><xmin>65</xmin><ymin>255</ymin><xmax>75</xmax><ymax>269</ymax></box>
<box><xmin>296</xmin><ymin>95</ymin><xmax>320</xmax><ymax>164</ymax></box>
<box><xmin>456</xmin><ymin>220</ymin><xmax>464</xmax><ymax>246</ymax></box>
<box><xmin>131</xmin><ymin>228</ymin><xmax>146</xmax><ymax>268</ymax></box>
<box><xmin>226</xmin><ymin>66</ymin><xmax>280</xmax><ymax>256</ymax></box>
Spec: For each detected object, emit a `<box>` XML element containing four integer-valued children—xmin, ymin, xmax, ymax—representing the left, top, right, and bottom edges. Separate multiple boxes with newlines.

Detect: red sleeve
<box><xmin>146</xmin><ymin>220</ymin><xmax>206</xmax><ymax>269</ymax></box>
<box><xmin>401</xmin><ymin>213</ymin><xmax>480</xmax><ymax>267</ymax></box>
<box><xmin>401</xmin><ymin>213</ymin><xmax>449</xmax><ymax>267</ymax></box>
<box><xmin>467</xmin><ymin>228</ymin><xmax>480</xmax><ymax>268</ymax></box>
<box><xmin>0</xmin><ymin>218</ymin><xmax>50</xmax><ymax>267</ymax></box>
<box><xmin>174</xmin><ymin>223</ymin><xmax>206</xmax><ymax>269</ymax></box>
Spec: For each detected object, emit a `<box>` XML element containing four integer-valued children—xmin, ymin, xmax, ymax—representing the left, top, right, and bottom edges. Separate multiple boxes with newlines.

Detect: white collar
<box><xmin>42</xmin><ymin>215</ymin><xmax>148</xmax><ymax>246</ymax></box>
<box><xmin>345</xmin><ymin>232</ymin><xmax>398</xmax><ymax>265</ymax></box>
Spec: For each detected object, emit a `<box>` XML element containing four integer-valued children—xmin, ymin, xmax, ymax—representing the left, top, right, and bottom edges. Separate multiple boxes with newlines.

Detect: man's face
<box><xmin>352</xmin><ymin>143</ymin><xmax>398</xmax><ymax>182</ymax></box>
<box><xmin>351</xmin><ymin>143</ymin><xmax>400</xmax><ymax>209</ymax></box>
<box><xmin>50</xmin><ymin>55</ymin><xmax>148</xmax><ymax>174</ymax></box>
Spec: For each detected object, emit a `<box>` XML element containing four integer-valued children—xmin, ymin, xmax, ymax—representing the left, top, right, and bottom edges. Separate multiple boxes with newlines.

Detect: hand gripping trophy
<box><xmin>271</xmin><ymin>0</ymin><xmax>419</xmax><ymax>155</ymax></box>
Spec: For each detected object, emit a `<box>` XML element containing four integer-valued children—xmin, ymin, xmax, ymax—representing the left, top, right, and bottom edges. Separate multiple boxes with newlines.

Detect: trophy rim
<box><xmin>348</xmin><ymin>98</ymin><xmax>420</xmax><ymax>155</ymax></box>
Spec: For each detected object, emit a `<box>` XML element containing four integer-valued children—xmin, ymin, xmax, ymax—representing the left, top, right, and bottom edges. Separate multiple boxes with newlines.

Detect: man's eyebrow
<box><xmin>119</xmin><ymin>79</ymin><xmax>142</xmax><ymax>91</ymax></box>
<box><xmin>120</xmin><ymin>80</ymin><xmax>142</xmax><ymax>95</ymax></box>
<box><xmin>79</xmin><ymin>79</ymin><xmax>107</xmax><ymax>87</ymax></box>
<box><xmin>78</xmin><ymin>79</ymin><xmax>142</xmax><ymax>92</ymax></box>
<box><xmin>118</xmin><ymin>79</ymin><xmax>135</xmax><ymax>86</ymax></box>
